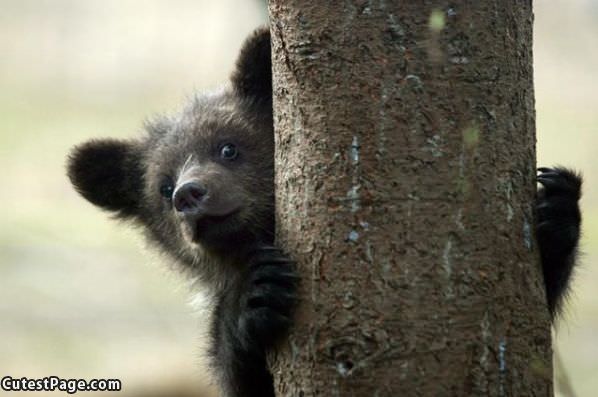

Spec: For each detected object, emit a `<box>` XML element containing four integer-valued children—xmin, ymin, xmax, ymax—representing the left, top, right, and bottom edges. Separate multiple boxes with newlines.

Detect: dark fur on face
<box><xmin>67</xmin><ymin>26</ymin><xmax>582</xmax><ymax>397</ymax></box>
<box><xmin>68</xmin><ymin>28</ymin><xmax>274</xmax><ymax>285</ymax></box>
<box><xmin>140</xmin><ymin>89</ymin><xmax>275</xmax><ymax>283</ymax></box>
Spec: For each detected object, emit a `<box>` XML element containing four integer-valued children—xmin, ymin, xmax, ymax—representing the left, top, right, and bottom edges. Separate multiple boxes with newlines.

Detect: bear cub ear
<box><xmin>67</xmin><ymin>139</ymin><xmax>144</xmax><ymax>218</ymax></box>
<box><xmin>230</xmin><ymin>26</ymin><xmax>272</xmax><ymax>103</ymax></box>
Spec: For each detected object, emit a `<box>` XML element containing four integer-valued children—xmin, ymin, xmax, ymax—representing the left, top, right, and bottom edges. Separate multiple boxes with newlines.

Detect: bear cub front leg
<box><xmin>536</xmin><ymin>167</ymin><xmax>582</xmax><ymax>318</ymax></box>
<box><xmin>214</xmin><ymin>245</ymin><xmax>298</xmax><ymax>397</ymax></box>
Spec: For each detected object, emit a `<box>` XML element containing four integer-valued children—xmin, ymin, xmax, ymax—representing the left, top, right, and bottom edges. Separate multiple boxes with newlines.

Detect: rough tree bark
<box><xmin>269</xmin><ymin>2</ymin><xmax>552</xmax><ymax>396</ymax></box>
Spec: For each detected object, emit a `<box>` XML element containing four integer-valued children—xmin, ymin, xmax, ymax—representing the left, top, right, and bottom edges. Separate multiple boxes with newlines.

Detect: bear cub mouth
<box><xmin>180</xmin><ymin>209</ymin><xmax>242</xmax><ymax>246</ymax></box>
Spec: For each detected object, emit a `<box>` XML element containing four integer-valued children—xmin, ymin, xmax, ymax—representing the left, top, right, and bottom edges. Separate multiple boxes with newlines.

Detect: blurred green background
<box><xmin>0</xmin><ymin>1</ymin><xmax>595</xmax><ymax>396</ymax></box>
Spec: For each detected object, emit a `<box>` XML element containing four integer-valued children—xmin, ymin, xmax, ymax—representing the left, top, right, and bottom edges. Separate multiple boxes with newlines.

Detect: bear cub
<box><xmin>68</xmin><ymin>28</ymin><xmax>295</xmax><ymax>397</ymax></box>
<box><xmin>67</xmin><ymin>27</ymin><xmax>581</xmax><ymax>397</ymax></box>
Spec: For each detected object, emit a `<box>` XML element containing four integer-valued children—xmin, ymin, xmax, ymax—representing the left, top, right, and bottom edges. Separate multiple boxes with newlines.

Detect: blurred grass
<box><xmin>0</xmin><ymin>0</ymin><xmax>596</xmax><ymax>396</ymax></box>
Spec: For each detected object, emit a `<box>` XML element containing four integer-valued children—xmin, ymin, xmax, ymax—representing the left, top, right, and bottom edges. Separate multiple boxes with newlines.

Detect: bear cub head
<box><xmin>68</xmin><ymin>28</ymin><xmax>273</xmax><ymax>284</ymax></box>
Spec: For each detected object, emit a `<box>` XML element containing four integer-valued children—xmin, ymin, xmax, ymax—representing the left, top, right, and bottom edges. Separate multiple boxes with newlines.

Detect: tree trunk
<box><xmin>269</xmin><ymin>2</ymin><xmax>552</xmax><ymax>396</ymax></box>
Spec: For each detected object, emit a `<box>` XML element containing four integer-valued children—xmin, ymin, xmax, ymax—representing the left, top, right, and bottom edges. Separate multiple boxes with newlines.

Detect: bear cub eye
<box><xmin>219</xmin><ymin>143</ymin><xmax>238</xmax><ymax>160</ymax></box>
<box><xmin>159</xmin><ymin>177</ymin><xmax>175</xmax><ymax>200</ymax></box>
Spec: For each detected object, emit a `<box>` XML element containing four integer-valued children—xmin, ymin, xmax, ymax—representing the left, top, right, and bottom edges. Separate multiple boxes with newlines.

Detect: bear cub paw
<box><xmin>536</xmin><ymin>167</ymin><xmax>582</xmax><ymax>250</ymax></box>
<box><xmin>237</xmin><ymin>245</ymin><xmax>298</xmax><ymax>352</ymax></box>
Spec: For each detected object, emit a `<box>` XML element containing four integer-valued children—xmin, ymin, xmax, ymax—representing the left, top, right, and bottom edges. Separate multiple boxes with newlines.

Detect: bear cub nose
<box><xmin>173</xmin><ymin>182</ymin><xmax>208</xmax><ymax>213</ymax></box>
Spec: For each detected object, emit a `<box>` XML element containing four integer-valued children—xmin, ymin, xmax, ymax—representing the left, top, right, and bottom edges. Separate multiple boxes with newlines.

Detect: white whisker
<box><xmin>179</xmin><ymin>153</ymin><xmax>195</xmax><ymax>177</ymax></box>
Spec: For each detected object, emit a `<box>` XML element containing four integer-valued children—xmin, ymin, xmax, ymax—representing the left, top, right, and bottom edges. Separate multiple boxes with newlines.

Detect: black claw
<box><xmin>537</xmin><ymin>177</ymin><xmax>563</xmax><ymax>191</ymax></box>
<box><xmin>247</xmin><ymin>286</ymin><xmax>297</xmax><ymax>313</ymax></box>
<box><xmin>250</xmin><ymin>257</ymin><xmax>295</xmax><ymax>268</ymax></box>
<box><xmin>537</xmin><ymin>166</ymin><xmax>582</xmax><ymax>200</ymax></box>
<box><xmin>537</xmin><ymin>176</ymin><xmax>554</xmax><ymax>185</ymax></box>
<box><xmin>537</xmin><ymin>171</ymin><xmax>560</xmax><ymax>179</ymax></box>
<box><xmin>537</xmin><ymin>167</ymin><xmax>553</xmax><ymax>173</ymax></box>
<box><xmin>536</xmin><ymin>201</ymin><xmax>552</xmax><ymax>211</ymax></box>
<box><xmin>248</xmin><ymin>244</ymin><xmax>283</xmax><ymax>254</ymax></box>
